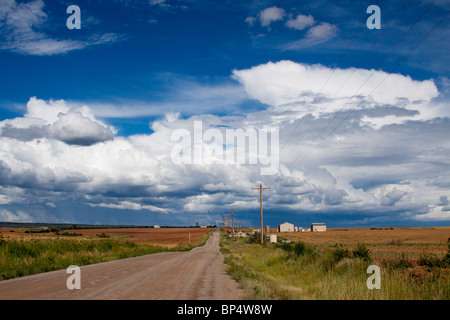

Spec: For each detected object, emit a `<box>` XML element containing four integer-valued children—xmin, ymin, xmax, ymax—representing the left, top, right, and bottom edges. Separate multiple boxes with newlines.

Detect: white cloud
<box><xmin>25</xmin><ymin>97</ymin><xmax>70</xmax><ymax>123</ymax></box>
<box><xmin>149</xmin><ymin>0</ymin><xmax>166</xmax><ymax>5</ymax></box>
<box><xmin>0</xmin><ymin>0</ymin><xmax>123</xmax><ymax>56</ymax></box>
<box><xmin>0</xmin><ymin>97</ymin><xmax>114</xmax><ymax>145</ymax></box>
<box><xmin>89</xmin><ymin>200</ymin><xmax>169</xmax><ymax>214</ymax></box>
<box><xmin>258</xmin><ymin>6</ymin><xmax>285</xmax><ymax>28</ymax></box>
<box><xmin>413</xmin><ymin>205</ymin><xmax>450</xmax><ymax>221</ymax></box>
<box><xmin>47</xmin><ymin>111</ymin><xmax>114</xmax><ymax>146</ymax></box>
<box><xmin>307</xmin><ymin>22</ymin><xmax>338</xmax><ymax>40</ymax></box>
<box><xmin>0</xmin><ymin>209</ymin><xmax>34</xmax><ymax>222</ymax></box>
<box><xmin>285</xmin><ymin>14</ymin><xmax>315</xmax><ymax>30</ymax></box>
<box><xmin>380</xmin><ymin>188</ymin><xmax>408</xmax><ymax>206</ymax></box>
<box><xmin>0</xmin><ymin>61</ymin><xmax>449</xmax><ymax>225</ymax></box>
<box><xmin>73</xmin><ymin>77</ymin><xmax>248</xmax><ymax>119</ymax></box>
<box><xmin>0</xmin><ymin>195</ymin><xmax>13</xmax><ymax>205</ymax></box>
<box><xmin>245</xmin><ymin>7</ymin><xmax>337</xmax><ymax>49</ymax></box>
<box><xmin>232</xmin><ymin>60</ymin><xmax>439</xmax><ymax>127</ymax></box>
<box><xmin>245</xmin><ymin>16</ymin><xmax>257</xmax><ymax>26</ymax></box>
<box><xmin>283</xmin><ymin>22</ymin><xmax>338</xmax><ymax>49</ymax></box>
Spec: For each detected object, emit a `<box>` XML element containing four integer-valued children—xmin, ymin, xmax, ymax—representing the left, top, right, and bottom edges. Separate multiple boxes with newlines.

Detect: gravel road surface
<box><xmin>0</xmin><ymin>229</ymin><xmax>242</xmax><ymax>300</ymax></box>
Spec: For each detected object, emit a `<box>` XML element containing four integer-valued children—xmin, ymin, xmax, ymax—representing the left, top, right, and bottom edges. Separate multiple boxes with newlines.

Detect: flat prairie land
<box><xmin>272</xmin><ymin>226</ymin><xmax>450</xmax><ymax>259</ymax></box>
<box><xmin>274</xmin><ymin>227</ymin><xmax>449</xmax><ymax>245</ymax></box>
<box><xmin>75</xmin><ymin>227</ymin><xmax>213</xmax><ymax>247</ymax></box>
<box><xmin>222</xmin><ymin>227</ymin><xmax>450</xmax><ymax>299</ymax></box>
<box><xmin>0</xmin><ymin>227</ymin><xmax>215</xmax><ymax>281</ymax></box>
<box><xmin>1</xmin><ymin>227</ymin><xmax>213</xmax><ymax>248</ymax></box>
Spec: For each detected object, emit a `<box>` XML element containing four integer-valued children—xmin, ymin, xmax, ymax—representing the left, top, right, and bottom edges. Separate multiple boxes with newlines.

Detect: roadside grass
<box><xmin>0</xmin><ymin>228</ymin><xmax>215</xmax><ymax>281</ymax></box>
<box><xmin>220</xmin><ymin>232</ymin><xmax>450</xmax><ymax>300</ymax></box>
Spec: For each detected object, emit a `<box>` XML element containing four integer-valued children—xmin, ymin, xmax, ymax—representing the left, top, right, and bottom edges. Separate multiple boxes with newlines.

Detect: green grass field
<box><xmin>220</xmin><ymin>231</ymin><xmax>450</xmax><ymax>300</ymax></box>
<box><xmin>0</xmin><ymin>230</ymin><xmax>213</xmax><ymax>281</ymax></box>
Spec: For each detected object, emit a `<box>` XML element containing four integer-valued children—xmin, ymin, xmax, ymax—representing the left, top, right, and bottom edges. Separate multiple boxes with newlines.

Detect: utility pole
<box><xmin>226</xmin><ymin>214</ymin><xmax>230</xmax><ymax>235</ymax></box>
<box><xmin>232</xmin><ymin>208</ymin><xmax>234</xmax><ymax>240</ymax></box>
<box><xmin>252</xmin><ymin>183</ymin><xmax>270</xmax><ymax>244</ymax></box>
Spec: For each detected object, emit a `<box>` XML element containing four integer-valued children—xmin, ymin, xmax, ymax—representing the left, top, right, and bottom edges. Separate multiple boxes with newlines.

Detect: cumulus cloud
<box><xmin>380</xmin><ymin>188</ymin><xmax>408</xmax><ymax>206</ymax></box>
<box><xmin>0</xmin><ymin>97</ymin><xmax>114</xmax><ymax>146</ymax></box>
<box><xmin>232</xmin><ymin>60</ymin><xmax>440</xmax><ymax>126</ymax></box>
<box><xmin>285</xmin><ymin>14</ymin><xmax>315</xmax><ymax>30</ymax></box>
<box><xmin>47</xmin><ymin>112</ymin><xmax>114</xmax><ymax>146</ymax></box>
<box><xmin>307</xmin><ymin>22</ymin><xmax>338</xmax><ymax>40</ymax></box>
<box><xmin>258</xmin><ymin>6</ymin><xmax>285</xmax><ymax>28</ymax></box>
<box><xmin>0</xmin><ymin>61</ymin><xmax>449</xmax><ymax>225</ymax></box>
<box><xmin>245</xmin><ymin>6</ymin><xmax>337</xmax><ymax>49</ymax></box>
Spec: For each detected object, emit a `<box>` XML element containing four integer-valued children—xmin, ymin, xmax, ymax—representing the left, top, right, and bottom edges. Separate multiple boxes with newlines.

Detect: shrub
<box><xmin>277</xmin><ymin>241</ymin><xmax>317</xmax><ymax>263</ymax></box>
<box><xmin>419</xmin><ymin>255</ymin><xmax>448</xmax><ymax>268</ymax></box>
<box><xmin>278</xmin><ymin>242</ymin><xmax>293</xmax><ymax>252</ymax></box>
<box><xmin>391</xmin><ymin>259</ymin><xmax>414</xmax><ymax>269</ymax></box>
<box><xmin>319</xmin><ymin>244</ymin><xmax>352</xmax><ymax>272</ymax></box>
<box><xmin>442</xmin><ymin>252</ymin><xmax>450</xmax><ymax>264</ymax></box>
<box><xmin>293</xmin><ymin>241</ymin><xmax>307</xmax><ymax>256</ymax></box>
<box><xmin>352</xmin><ymin>243</ymin><xmax>372</xmax><ymax>262</ymax></box>
<box><xmin>247</xmin><ymin>232</ymin><xmax>264</xmax><ymax>244</ymax></box>
<box><xmin>96</xmin><ymin>232</ymin><xmax>110</xmax><ymax>238</ymax></box>
<box><xmin>55</xmin><ymin>231</ymin><xmax>82</xmax><ymax>236</ymax></box>
<box><xmin>331</xmin><ymin>244</ymin><xmax>351</xmax><ymax>262</ymax></box>
<box><xmin>443</xmin><ymin>239</ymin><xmax>450</xmax><ymax>264</ymax></box>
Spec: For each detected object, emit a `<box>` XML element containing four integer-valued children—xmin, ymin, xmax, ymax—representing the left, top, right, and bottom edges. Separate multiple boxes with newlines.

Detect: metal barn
<box><xmin>311</xmin><ymin>223</ymin><xmax>326</xmax><ymax>232</ymax></box>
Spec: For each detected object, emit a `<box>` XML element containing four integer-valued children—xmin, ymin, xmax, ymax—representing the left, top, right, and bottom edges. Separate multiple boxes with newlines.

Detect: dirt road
<box><xmin>0</xmin><ymin>230</ymin><xmax>243</xmax><ymax>300</ymax></box>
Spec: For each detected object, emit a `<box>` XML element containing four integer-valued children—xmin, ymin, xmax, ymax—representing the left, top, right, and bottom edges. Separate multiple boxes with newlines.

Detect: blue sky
<box><xmin>0</xmin><ymin>0</ymin><xmax>449</xmax><ymax>227</ymax></box>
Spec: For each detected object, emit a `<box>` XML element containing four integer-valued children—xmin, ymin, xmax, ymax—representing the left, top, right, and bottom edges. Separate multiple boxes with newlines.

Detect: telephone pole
<box><xmin>226</xmin><ymin>214</ymin><xmax>230</xmax><ymax>235</ymax></box>
<box><xmin>232</xmin><ymin>208</ymin><xmax>234</xmax><ymax>240</ymax></box>
<box><xmin>252</xmin><ymin>183</ymin><xmax>270</xmax><ymax>244</ymax></box>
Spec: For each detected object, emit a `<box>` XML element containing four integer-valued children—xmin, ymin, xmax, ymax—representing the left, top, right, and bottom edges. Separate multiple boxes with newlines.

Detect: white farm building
<box><xmin>311</xmin><ymin>223</ymin><xmax>326</xmax><ymax>232</ymax></box>
<box><xmin>278</xmin><ymin>222</ymin><xmax>295</xmax><ymax>232</ymax></box>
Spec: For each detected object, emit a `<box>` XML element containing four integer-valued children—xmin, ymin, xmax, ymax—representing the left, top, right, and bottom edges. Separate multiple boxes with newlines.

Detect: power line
<box><xmin>279</xmin><ymin>1</ymin><xmax>377</xmax><ymax>159</ymax></box>
<box><xmin>311</xmin><ymin>8</ymin><xmax>449</xmax><ymax>154</ymax></box>
<box><xmin>283</xmin><ymin>0</ymin><xmax>410</xmax><ymax>164</ymax></box>
<box><xmin>285</xmin><ymin>0</ymin><xmax>441</xmax><ymax>171</ymax></box>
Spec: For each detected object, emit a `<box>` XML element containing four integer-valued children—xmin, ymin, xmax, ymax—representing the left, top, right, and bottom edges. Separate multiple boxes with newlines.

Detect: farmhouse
<box><xmin>311</xmin><ymin>223</ymin><xmax>326</xmax><ymax>232</ymax></box>
<box><xmin>235</xmin><ymin>231</ymin><xmax>248</xmax><ymax>238</ymax></box>
<box><xmin>278</xmin><ymin>222</ymin><xmax>294</xmax><ymax>232</ymax></box>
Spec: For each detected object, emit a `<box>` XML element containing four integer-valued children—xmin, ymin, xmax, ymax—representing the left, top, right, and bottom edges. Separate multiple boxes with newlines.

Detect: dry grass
<box><xmin>222</xmin><ymin>227</ymin><xmax>450</xmax><ymax>300</ymax></box>
<box><xmin>0</xmin><ymin>227</ymin><xmax>215</xmax><ymax>281</ymax></box>
<box><xmin>272</xmin><ymin>227</ymin><xmax>450</xmax><ymax>259</ymax></box>
<box><xmin>273</xmin><ymin>226</ymin><xmax>449</xmax><ymax>244</ymax></box>
<box><xmin>1</xmin><ymin>227</ymin><xmax>214</xmax><ymax>248</ymax></box>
